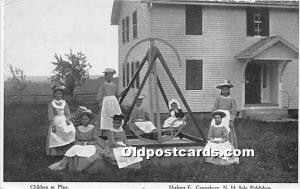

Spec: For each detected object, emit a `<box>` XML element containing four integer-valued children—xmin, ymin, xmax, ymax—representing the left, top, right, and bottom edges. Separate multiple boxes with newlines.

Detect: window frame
<box><xmin>246</xmin><ymin>7</ymin><xmax>269</xmax><ymax>37</ymax></box>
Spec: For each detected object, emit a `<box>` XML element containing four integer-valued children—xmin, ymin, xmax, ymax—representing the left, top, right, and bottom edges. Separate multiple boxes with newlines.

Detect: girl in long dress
<box><xmin>104</xmin><ymin>114</ymin><xmax>142</xmax><ymax>169</ymax></box>
<box><xmin>96</xmin><ymin>68</ymin><xmax>122</xmax><ymax>137</ymax></box>
<box><xmin>48</xmin><ymin>110</ymin><xmax>108</xmax><ymax>173</ymax></box>
<box><xmin>162</xmin><ymin>99</ymin><xmax>185</xmax><ymax>128</ymax></box>
<box><xmin>203</xmin><ymin>111</ymin><xmax>239</xmax><ymax>165</ymax></box>
<box><xmin>130</xmin><ymin>95</ymin><xmax>156</xmax><ymax>133</ymax></box>
<box><xmin>46</xmin><ymin>85</ymin><xmax>76</xmax><ymax>156</ymax></box>
<box><xmin>212</xmin><ymin>80</ymin><xmax>238</xmax><ymax>148</ymax></box>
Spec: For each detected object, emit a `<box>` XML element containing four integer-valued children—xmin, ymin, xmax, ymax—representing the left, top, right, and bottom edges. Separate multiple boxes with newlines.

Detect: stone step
<box><xmin>241</xmin><ymin>108</ymin><xmax>290</xmax><ymax>120</ymax></box>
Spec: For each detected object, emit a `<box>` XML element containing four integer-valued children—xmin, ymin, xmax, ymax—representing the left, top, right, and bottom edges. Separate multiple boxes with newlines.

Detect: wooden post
<box><xmin>153</xmin><ymin>59</ymin><xmax>162</xmax><ymax>142</ymax></box>
<box><xmin>157</xmin><ymin>76</ymin><xmax>169</xmax><ymax>109</ymax></box>
<box><xmin>148</xmin><ymin>40</ymin><xmax>155</xmax><ymax>123</ymax></box>
<box><xmin>157</xmin><ymin>49</ymin><xmax>207</xmax><ymax>141</ymax></box>
<box><xmin>122</xmin><ymin>47</ymin><xmax>158</xmax><ymax>127</ymax></box>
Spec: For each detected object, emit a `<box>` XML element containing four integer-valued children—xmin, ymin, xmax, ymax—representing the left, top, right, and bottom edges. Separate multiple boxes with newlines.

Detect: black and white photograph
<box><xmin>1</xmin><ymin>0</ymin><xmax>299</xmax><ymax>188</ymax></box>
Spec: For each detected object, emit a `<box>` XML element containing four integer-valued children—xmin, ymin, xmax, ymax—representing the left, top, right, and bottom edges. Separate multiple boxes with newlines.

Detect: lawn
<box><xmin>3</xmin><ymin>103</ymin><xmax>298</xmax><ymax>182</ymax></box>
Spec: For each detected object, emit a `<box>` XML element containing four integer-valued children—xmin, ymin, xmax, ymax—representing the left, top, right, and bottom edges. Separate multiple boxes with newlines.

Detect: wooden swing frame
<box><xmin>119</xmin><ymin>46</ymin><xmax>207</xmax><ymax>146</ymax></box>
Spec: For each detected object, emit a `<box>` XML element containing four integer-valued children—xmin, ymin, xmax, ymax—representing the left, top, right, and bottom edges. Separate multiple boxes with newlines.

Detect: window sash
<box><xmin>122</xmin><ymin>19</ymin><xmax>125</xmax><ymax>44</ymax></box>
<box><xmin>126</xmin><ymin>16</ymin><xmax>129</xmax><ymax>42</ymax></box>
<box><xmin>133</xmin><ymin>11</ymin><xmax>137</xmax><ymax>39</ymax></box>
<box><xmin>186</xmin><ymin>5</ymin><xmax>202</xmax><ymax>35</ymax></box>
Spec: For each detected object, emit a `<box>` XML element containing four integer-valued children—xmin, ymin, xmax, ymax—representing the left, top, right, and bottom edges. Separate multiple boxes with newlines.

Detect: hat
<box><xmin>137</xmin><ymin>94</ymin><xmax>145</xmax><ymax>100</ymax></box>
<box><xmin>103</xmin><ymin>68</ymin><xmax>116</xmax><ymax>74</ymax></box>
<box><xmin>212</xmin><ymin>111</ymin><xmax>226</xmax><ymax>118</ymax></box>
<box><xmin>51</xmin><ymin>83</ymin><xmax>66</xmax><ymax>92</ymax></box>
<box><xmin>216</xmin><ymin>80</ymin><xmax>234</xmax><ymax>89</ymax></box>
<box><xmin>168</xmin><ymin>99</ymin><xmax>181</xmax><ymax>110</ymax></box>
<box><xmin>111</xmin><ymin>114</ymin><xmax>125</xmax><ymax>120</ymax></box>
<box><xmin>78</xmin><ymin>106</ymin><xmax>96</xmax><ymax>119</ymax></box>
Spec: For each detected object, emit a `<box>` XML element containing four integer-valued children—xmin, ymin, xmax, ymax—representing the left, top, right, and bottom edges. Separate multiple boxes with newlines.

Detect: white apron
<box><xmin>100</xmin><ymin>95</ymin><xmax>122</xmax><ymax>130</ymax></box>
<box><xmin>49</xmin><ymin>100</ymin><xmax>76</xmax><ymax>148</ymax></box>
<box><xmin>134</xmin><ymin>121</ymin><xmax>156</xmax><ymax>133</ymax></box>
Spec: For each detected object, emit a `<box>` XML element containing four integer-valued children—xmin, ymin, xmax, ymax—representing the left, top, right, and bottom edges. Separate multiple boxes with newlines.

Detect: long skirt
<box><xmin>203</xmin><ymin>140</ymin><xmax>239</xmax><ymax>165</ymax></box>
<box><xmin>134</xmin><ymin>121</ymin><xmax>156</xmax><ymax>133</ymax></box>
<box><xmin>162</xmin><ymin>117</ymin><xmax>185</xmax><ymax>128</ymax></box>
<box><xmin>46</xmin><ymin>115</ymin><xmax>76</xmax><ymax>156</ymax></box>
<box><xmin>49</xmin><ymin>144</ymin><xmax>107</xmax><ymax>174</ymax></box>
<box><xmin>97</xmin><ymin>96</ymin><xmax>122</xmax><ymax>136</ymax></box>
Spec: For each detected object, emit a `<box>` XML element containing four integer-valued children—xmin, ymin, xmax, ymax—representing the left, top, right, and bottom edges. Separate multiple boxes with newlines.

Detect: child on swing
<box><xmin>96</xmin><ymin>68</ymin><xmax>122</xmax><ymax>137</ymax></box>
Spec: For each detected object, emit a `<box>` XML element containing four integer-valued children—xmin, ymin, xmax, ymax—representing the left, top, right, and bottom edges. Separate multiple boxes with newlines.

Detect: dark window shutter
<box><xmin>261</xmin><ymin>8</ymin><xmax>269</xmax><ymax>36</ymax></box>
<box><xmin>122</xmin><ymin>64</ymin><xmax>126</xmax><ymax>87</ymax></box>
<box><xmin>126</xmin><ymin>16</ymin><xmax>129</xmax><ymax>42</ymax></box>
<box><xmin>186</xmin><ymin>6</ymin><xmax>202</xmax><ymax>35</ymax></box>
<box><xmin>131</xmin><ymin>62</ymin><xmax>135</xmax><ymax>88</ymax></box>
<box><xmin>122</xmin><ymin>19</ymin><xmax>125</xmax><ymax>44</ymax></box>
<box><xmin>133</xmin><ymin>11</ymin><xmax>137</xmax><ymax>39</ymax></box>
<box><xmin>246</xmin><ymin>8</ymin><xmax>254</xmax><ymax>36</ymax></box>
<box><xmin>126</xmin><ymin>63</ymin><xmax>130</xmax><ymax>86</ymax></box>
<box><xmin>186</xmin><ymin>60</ymin><xmax>203</xmax><ymax>90</ymax></box>
<box><xmin>136</xmin><ymin>61</ymin><xmax>140</xmax><ymax>89</ymax></box>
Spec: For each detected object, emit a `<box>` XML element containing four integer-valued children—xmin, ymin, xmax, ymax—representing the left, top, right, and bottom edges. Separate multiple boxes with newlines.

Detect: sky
<box><xmin>3</xmin><ymin>0</ymin><xmax>118</xmax><ymax>77</ymax></box>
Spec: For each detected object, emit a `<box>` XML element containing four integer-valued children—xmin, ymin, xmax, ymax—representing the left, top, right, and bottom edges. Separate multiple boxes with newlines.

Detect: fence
<box><xmin>4</xmin><ymin>93</ymin><xmax>98</xmax><ymax>105</ymax></box>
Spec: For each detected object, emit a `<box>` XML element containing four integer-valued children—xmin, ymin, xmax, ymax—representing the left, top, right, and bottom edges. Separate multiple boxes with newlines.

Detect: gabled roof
<box><xmin>235</xmin><ymin>36</ymin><xmax>299</xmax><ymax>59</ymax></box>
<box><xmin>141</xmin><ymin>0</ymin><xmax>299</xmax><ymax>8</ymax></box>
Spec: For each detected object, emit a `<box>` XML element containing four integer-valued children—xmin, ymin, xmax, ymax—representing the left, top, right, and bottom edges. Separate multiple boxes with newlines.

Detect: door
<box><xmin>245</xmin><ymin>63</ymin><xmax>261</xmax><ymax>104</ymax></box>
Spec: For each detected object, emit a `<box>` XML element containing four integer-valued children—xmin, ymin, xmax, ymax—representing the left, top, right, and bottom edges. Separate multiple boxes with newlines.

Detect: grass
<box><xmin>3</xmin><ymin>103</ymin><xmax>298</xmax><ymax>182</ymax></box>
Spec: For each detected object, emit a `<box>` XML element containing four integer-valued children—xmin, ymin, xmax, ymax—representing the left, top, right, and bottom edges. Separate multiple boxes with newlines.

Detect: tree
<box><xmin>51</xmin><ymin>50</ymin><xmax>92</xmax><ymax>100</ymax></box>
<box><xmin>8</xmin><ymin>64</ymin><xmax>27</xmax><ymax>94</ymax></box>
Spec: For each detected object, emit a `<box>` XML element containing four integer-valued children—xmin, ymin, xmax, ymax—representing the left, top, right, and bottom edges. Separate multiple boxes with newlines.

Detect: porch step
<box><xmin>241</xmin><ymin>108</ymin><xmax>290</xmax><ymax>121</ymax></box>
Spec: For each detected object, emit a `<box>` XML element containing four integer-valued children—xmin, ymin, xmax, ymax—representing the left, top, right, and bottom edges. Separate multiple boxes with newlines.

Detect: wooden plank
<box><xmin>122</xmin><ymin>47</ymin><xmax>159</xmax><ymax>127</ymax></box>
<box><xmin>156</xmin><ymin>49</ymin><xmax>207</xmax><ymax>141</ymax></box>
<box><xmin>157</xmin><ymin>76</ymin><xmax>169</xmax><ymax>109</ymax></box>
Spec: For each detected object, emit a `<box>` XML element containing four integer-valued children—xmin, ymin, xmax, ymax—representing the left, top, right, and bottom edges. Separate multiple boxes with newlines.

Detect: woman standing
<box><xmin>212</xmin><ymin>80</ymin><xmax>238</xmax><ymax>148</ymax></box>
<box><xmin>46</xmin><ymin>85</ymin><xmax>76</xmax><ymax>156</ymax></box>
<box><xmin>96</xmin><ymin>68</ymin><xmax>122</xmax><ymax>137</ymax></box>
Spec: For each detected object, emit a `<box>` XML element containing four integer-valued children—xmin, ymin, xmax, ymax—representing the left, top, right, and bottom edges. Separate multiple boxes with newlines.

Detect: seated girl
<box><xmin>46</xmin><ymin>84</ymin><xmax>76</xmax><ymax>156</ymax></box>
<box><xmin>48</xmin><ymin>109</ymin><xmax>108</xmax><ymax>173</ymax></box>
<box><xmin>162</xmin><ymin>99</ymin><xmax>185</xmax><ymax>128</ymax></box>
<box><xmin>203</xmin><ymin>111</ymin><xmax>239</xmax><ymax>165</ymax></box>
<box><xmin>130</xmin><ymin>95</ymin><xmax>156</xmax><ymax>133</ymax></box>
<box><xmin>104</xmin><ymin>114</ymin><xmax>142</xmax><ymax>169</ymax></box>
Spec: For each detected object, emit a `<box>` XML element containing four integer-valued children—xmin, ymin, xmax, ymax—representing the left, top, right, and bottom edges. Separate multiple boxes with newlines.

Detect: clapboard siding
<box><xmin>115</xmin><ymin>2</ymin><xmax>298</xmax><ymax>113</ymax></box>
<box><xmin>270</xmin><ymin>9</ymin><xmax>299</xmax><ymax>109</ymax></box>
<box><xmin>117</xmin><ymin>2</ymin><xmax>153</xmax><ymax>113</ymax></box>
<box><xmin>149</xmin><ymin>4</ymin><xmax>298</xmax><ymax>112</ymax></box>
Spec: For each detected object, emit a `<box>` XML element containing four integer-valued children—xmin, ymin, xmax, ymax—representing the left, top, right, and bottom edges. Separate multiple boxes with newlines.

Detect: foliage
<box><xmin>7</xmin><ymin>64</ymin><xmax>27</xmax><ymax>94</ymax></box>
<box><xmin>51</xmin><ymin>49</ymin><xmax>92</xmax><ymax>99</ymax></box>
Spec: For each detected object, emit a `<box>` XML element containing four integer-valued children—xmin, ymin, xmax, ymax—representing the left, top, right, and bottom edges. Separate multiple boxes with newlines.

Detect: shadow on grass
<box><xmin>3</xmin><ymin>103</ymin><xmax>298</xmax><ymax>182</ymax></box>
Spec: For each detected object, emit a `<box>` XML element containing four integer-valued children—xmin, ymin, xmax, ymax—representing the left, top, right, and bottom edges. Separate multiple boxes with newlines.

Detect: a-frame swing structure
<box><xmin>119</xmin><ymin>46</ymin><xmax>207</xmax><ymax>147</ymax></box>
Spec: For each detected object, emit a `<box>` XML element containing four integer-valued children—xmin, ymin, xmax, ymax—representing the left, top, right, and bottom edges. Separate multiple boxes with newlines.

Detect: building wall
<box><xmin>270</xmin><ymin>8</ymin><xmax>299</xmax><ymax>109</ymax></box>
<box><xmin>116</xmin><ymin>1</ymin><xmax>152</xmax><ymax>114</ymax></box>
<box><xmin>148</xmin><ymin>4</ymin><xmax>298</xmax><ymax>112</ymax></box>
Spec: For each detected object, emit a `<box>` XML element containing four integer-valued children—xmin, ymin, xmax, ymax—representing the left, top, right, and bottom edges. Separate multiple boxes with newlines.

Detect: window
<box><xmin>131</xmin><ymin>62</ymin><xmax>135</xmax><ymax>88</ymax></box>
<box><xmin>123</xmin><ymin>64</ymin><xmax>126</xmax><ymax>87</ymax></box>
<box><xmin>247</xmin><ymin>8</ymin><xmax>269</xmax><ymax>37</ymax></box>
<box><xmin>126</xmin><ymin>16</ymin><xmax>129</xmax><ymax>42</ymax></box>
<box><xmin>136</xmin><ymin>61</ymin><xmax>140</xmax><ymax>89</ymax></box>
<box><xmin>186</xmin><ymin>60</ymin><xmax>203</xmax><ymax>90</ymax></box>
<box><xmin>186</xmin><ymin>5</ymin><xmax>202</xmax><ymax>35</ymax></box>
<box><xmin>126</xmin><ymin>62</ymin><xmax>130</xmax><ymax>86</ymax></box>
<box><xmin>122</xmin><ymin>19</ymin><xmax>125</xmax><ymax>44</ymax></box>
<box><xmin>133</xmin><ymin>11</ymin><xmax>137</xmax><ymax>39</ymax></box>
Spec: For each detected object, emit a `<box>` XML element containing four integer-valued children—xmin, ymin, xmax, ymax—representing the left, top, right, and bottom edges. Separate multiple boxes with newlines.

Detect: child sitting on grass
<box><xmin>104</xmin><ymin>114</ymin><xmax>142</xmax><ymax>169</ymax></box>
<box><xmin>203</xmin><ymin>111</ymin><xmax>239</xmax><ymax>165</ymax></box>
<box><xmin>48</xmin><ymin>109</ymin><xmax>107</xmax><ymax>173</ymax></box>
